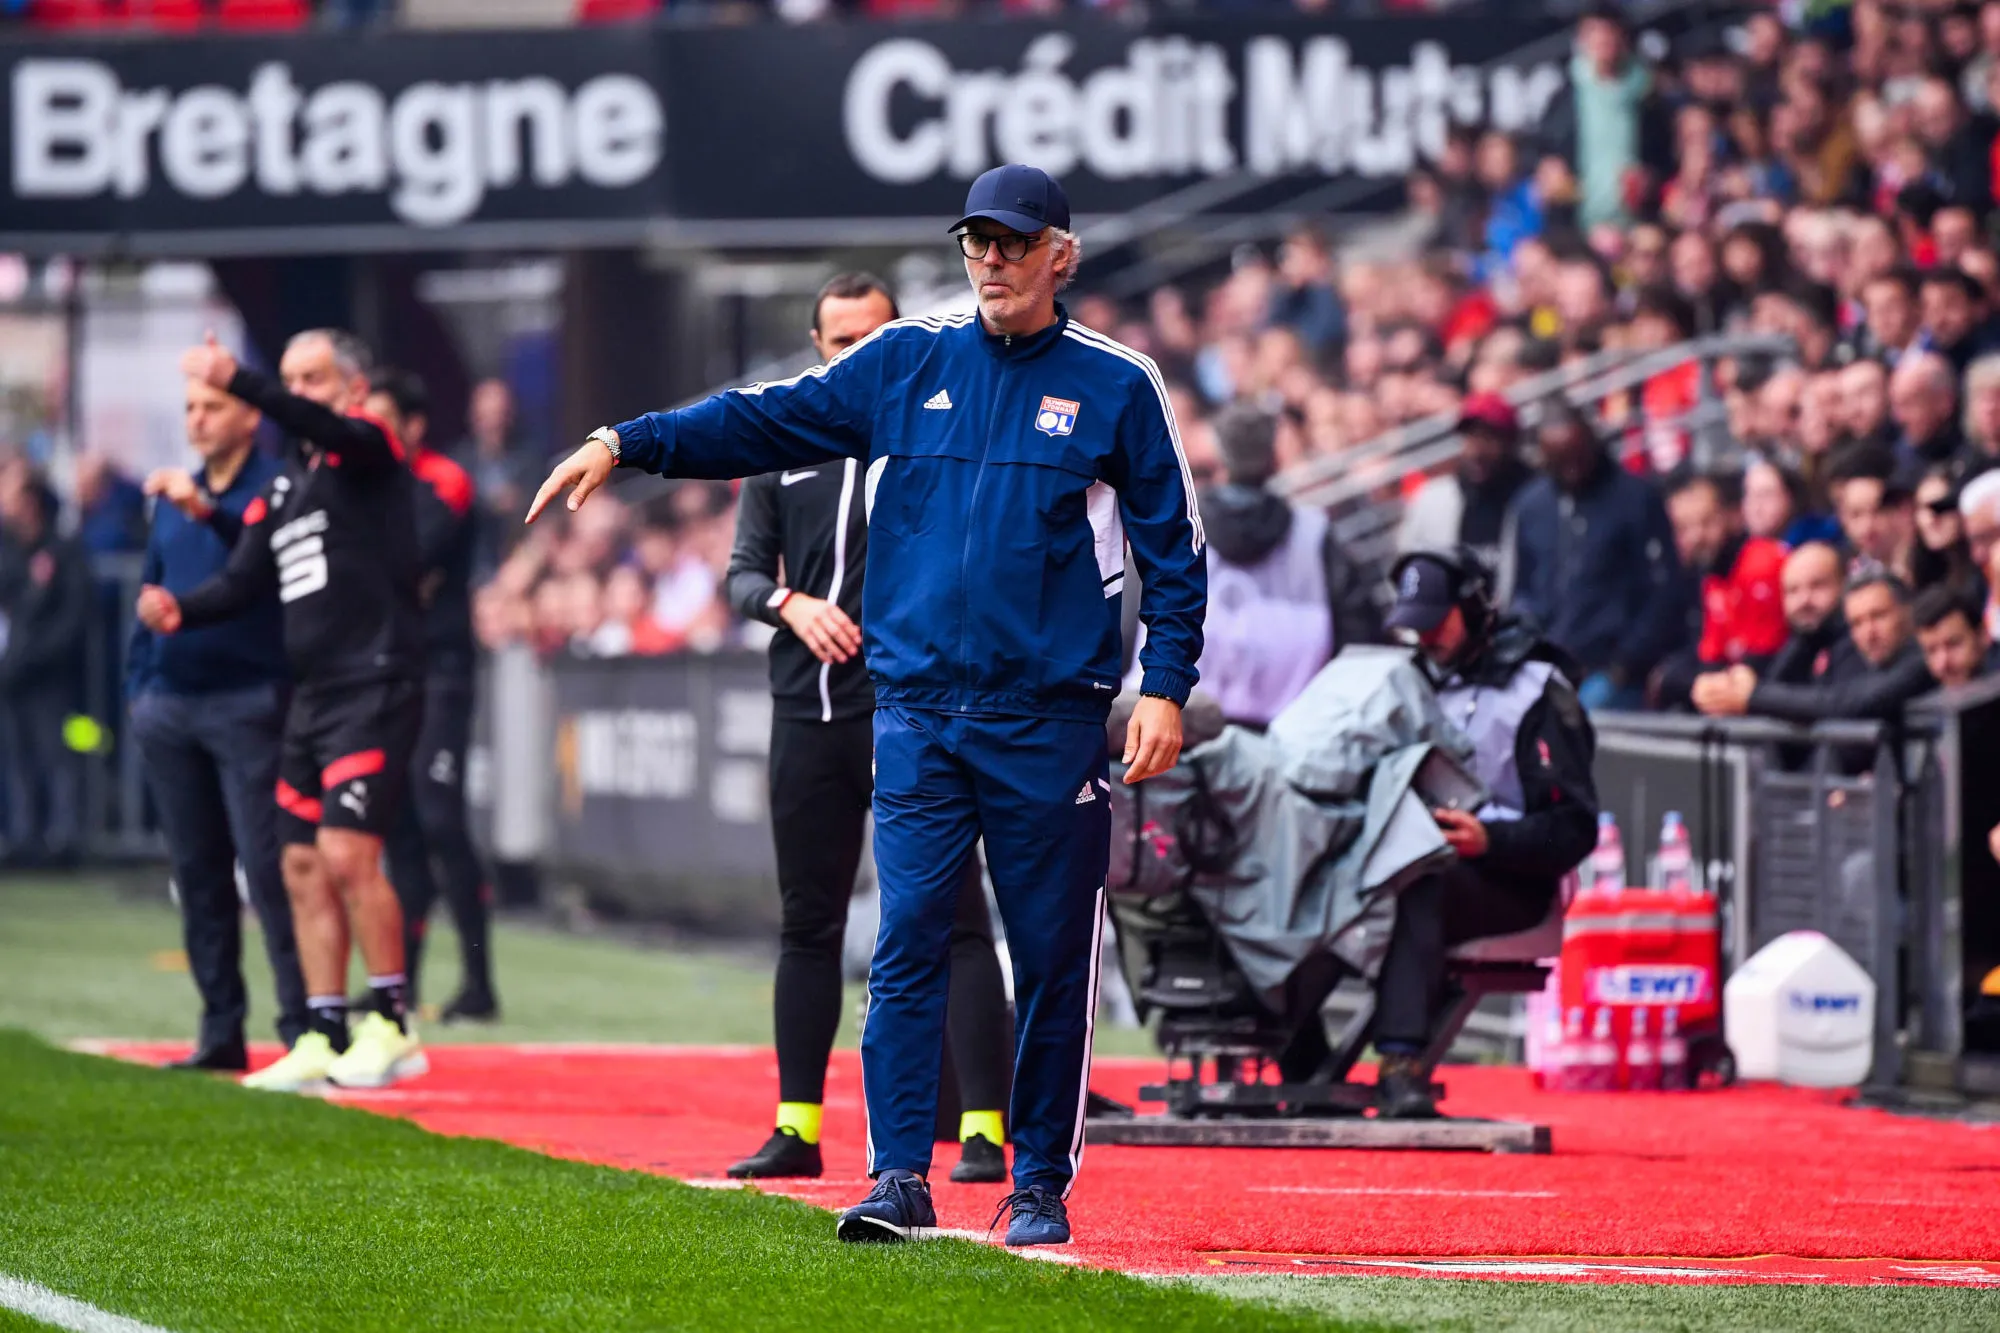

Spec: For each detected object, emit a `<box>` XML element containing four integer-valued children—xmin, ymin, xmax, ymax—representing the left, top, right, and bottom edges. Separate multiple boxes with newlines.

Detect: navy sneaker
<box><xmin>835</xmin><ymin>1170</ymin><xmax>937</xmax><ymax>1244</ymax></box>
<box><xmin>992</xmin><ymin>1186</ymin><xmax>1070</xmax><ymax>1247</ymax></box>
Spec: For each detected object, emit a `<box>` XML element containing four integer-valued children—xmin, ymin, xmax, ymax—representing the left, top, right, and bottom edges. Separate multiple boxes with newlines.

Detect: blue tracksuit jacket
<box><xmin>613</xmin><ymin>308</ymin><xmax>1207</xmax><ymax>717</ymax></box>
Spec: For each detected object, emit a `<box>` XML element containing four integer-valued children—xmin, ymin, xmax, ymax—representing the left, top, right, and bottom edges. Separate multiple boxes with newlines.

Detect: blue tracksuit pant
<box><xmin>864</xmin><ymin>705</ymin><xmax>1110</xmax><ymax>1195</ymax></box>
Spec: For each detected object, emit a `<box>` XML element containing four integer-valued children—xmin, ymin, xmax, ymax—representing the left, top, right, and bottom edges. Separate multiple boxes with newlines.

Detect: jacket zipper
<box><xmin>958</xmin><ymin>341</ymin><xmax>1007</xmax><ymax>705</ymax></box>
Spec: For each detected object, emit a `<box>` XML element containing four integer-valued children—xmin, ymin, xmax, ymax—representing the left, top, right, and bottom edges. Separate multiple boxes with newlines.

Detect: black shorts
<box><xmin>275</xmin><ymin>678</ymin><xmax>423</xmax><ymax>846</ymax></box>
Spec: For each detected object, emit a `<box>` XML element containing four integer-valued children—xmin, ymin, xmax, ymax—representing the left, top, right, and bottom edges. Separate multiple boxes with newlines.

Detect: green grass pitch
<box><xmin>4</xmin><ymin>875</ymin><xmax>1998</xmax><ymax>1331</ymax></box>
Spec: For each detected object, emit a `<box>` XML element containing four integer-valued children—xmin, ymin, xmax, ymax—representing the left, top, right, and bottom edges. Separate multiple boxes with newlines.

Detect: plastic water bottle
<box><xmin>1626</xmin><ymin>1006</ymin><xmax>1661</xmax><ymax>1091</ymax></box>
<box><xmin>1581</xmin><ymin>1007</ymin><xmax>1619</xmax><ymax>1092</ymax></box>
<box><xmin>1531</xmin><ymin>986</ymin><xmax>1565</xmax><ymax>1090</ymax></box>
<box><xmin>1657</xmin><ymin>812</ymin><xmax>1693</xmax><ymax>895</ymax></box>
<box><xmin>1556</xmin><ymin>1006</ymin><xmax>1587</xmax><ymax>1091</ymax></box>
<box><xmin>1659</xmin><ymin>1006</ymin><xmax>1689</xmax><ymax>1091</ymax></box>
<box><xmin>1589</xmin><ymin>812</ymin><xmax>1624</xmax><ymax>897</ymax></box>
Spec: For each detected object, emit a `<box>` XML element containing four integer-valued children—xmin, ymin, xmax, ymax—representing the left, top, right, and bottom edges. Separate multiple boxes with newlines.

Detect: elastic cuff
<box><xmin>611</xmin><ymin>415</ymin><xmax>656</xmax><ymax>472</ymax></box>
<box><xmin>1138</xmin><ymin>666</ymin><xmax>1195</xmax><ymax>708</ymax></box>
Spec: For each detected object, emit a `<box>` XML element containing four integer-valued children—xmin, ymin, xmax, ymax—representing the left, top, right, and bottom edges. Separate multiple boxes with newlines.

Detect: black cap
<box><xmin>952</xmin><ymin>164</ymin><xmax>1071</xmax><ymax>235</ymax></box>
<box><xmin>1385</xmin><ymin>555</ymin><xmax>1460</xmax><ymax>635</ymax></box>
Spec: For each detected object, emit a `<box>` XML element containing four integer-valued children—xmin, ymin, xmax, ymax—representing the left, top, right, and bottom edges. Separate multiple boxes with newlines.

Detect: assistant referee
<box><xmin>529</xmin><ymin>164</ymin><xmax>1206</xmax><ymax>1248</ymax></box>
<box><xmin>722</xmin><ymin>272</ymin><xmax>1012</xmax><ymax>1185</ymax></box>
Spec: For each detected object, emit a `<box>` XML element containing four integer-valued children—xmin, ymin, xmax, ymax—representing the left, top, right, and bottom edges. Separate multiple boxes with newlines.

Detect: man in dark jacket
<box><xmin>1184</xmin><ymin>402</ymin><xmax>1380</xmax><ymax>728</ymax></box>
<box><xmin>1511</xmin><ymin>399</ymin><xmax>1688</xmax><ymax>709</ymax></box>
<box><xmin>366</xmin><ymin>369</ymin><xmax>497</xmax><ymax>1023</ymax></box>
<box><xmin>130</xmin><ymin>377</ymin><xmax>306</xmax><ymax>1069</ymax></box>
<box><xmin>1396</xmin><ymin>392</ymin><xmax>1534</xmax><ymax>602</ymax></box>
<box><xmin>1892</xmin><ymin>352</ymin><xmax>1979</xmax><ymax>484</ymax></box>
<box><xmin>1920</xmin><ymin>269</ymin><xmax>2000</xmax><ymax>377</ymax></box>
<box><xmin>0</xmin><ymin>470</ymin><xmax>90</xmax><ymax>864</ymax></box>
<box><xmin>1913</xmin><ymin>78</ymin><xmax>1995</xmax><ymax>224</ymax></box>
<box><xmin>1373</xmin><ymin>547</ymin><xmax>1599</xmax><ymax>1118</ymax></box>
<box><xmin>1913</xmin><ymin>584</ymin><xmax>1999</xmax><ymax>689</ymax></box>
<box><xmin>1697</xmin><ymin>567</ymin><xmax>1934</xmax><ymax>727</ymax></box>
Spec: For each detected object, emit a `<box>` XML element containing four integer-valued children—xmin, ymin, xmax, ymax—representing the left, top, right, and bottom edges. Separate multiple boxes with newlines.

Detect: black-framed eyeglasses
<box><xmin>955</xmin><ymin>230</ymin><xmax>1042</xmax><ymax>263</ymax></box>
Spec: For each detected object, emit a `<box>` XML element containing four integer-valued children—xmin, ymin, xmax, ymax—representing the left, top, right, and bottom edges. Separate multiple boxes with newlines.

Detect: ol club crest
<box><xmin>1035</xmin><ymin>395</ymin><xmax>1080</xmax><ymax>437</ymax></box>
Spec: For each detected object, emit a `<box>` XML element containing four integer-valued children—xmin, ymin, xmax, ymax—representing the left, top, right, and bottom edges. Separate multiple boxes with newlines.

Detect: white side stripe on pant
<box><xmin>817</xmin><ymin>458</ymin><xmax>857</xmax><ymax>723</ymax></box>
<box><xmin>1063</xmin><ymin>884</ymin><xmax>1107</xmax><ymax>1197</ymax></box>
<box><xmin>0</xmin><ymin>1272</ymin><xmax>175</xmax><ymax>1333</ymax></box>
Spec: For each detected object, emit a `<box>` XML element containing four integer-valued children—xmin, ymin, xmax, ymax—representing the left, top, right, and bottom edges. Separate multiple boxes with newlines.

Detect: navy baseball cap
<box><xmin>1384</xmin><ymin>555</ymin><xmax>1459</xmax><ymax>635</ymax></box>
<box><xmin>952</xmin><ymin>164</ymin><xmax>1071</xmax><ymax>235</ymax></box>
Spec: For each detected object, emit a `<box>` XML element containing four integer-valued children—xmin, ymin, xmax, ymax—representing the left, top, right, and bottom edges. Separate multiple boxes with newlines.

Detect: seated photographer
<box><xmin>1371</xmin><ymin>550</ymin><xmax>1599</xmax><ymax>1118</ymax></box>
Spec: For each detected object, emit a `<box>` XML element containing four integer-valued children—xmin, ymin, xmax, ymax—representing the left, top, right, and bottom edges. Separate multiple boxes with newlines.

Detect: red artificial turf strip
<box><xmin>101</xmin><ymin>1042</ymin><xmax>2000</xmax><ymax>1281</ymax></box>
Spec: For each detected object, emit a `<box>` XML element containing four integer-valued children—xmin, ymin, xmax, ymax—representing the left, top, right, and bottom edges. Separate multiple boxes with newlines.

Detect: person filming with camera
<box><xmin>1370</xmin><ymin>548</ymin><xmax>1600</xmax><ymax>1118</ymax></box>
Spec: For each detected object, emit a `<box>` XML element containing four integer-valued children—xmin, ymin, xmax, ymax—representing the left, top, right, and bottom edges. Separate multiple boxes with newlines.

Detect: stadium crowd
<box><xmin>486</xmin><ymin>2</ymin><xmax>2000</xmax><ymax>731</ymax></box>
<box><xmin>0</xmin><ymin>0</ymin><xmax>1480</xmax><ymax>31</ymax></box>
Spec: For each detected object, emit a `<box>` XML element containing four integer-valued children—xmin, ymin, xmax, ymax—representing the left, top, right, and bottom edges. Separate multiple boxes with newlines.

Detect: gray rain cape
<box><xmin>1108</xmin><ymin>645</ymin><xmax>1481</xmax><ymax>1009</ymax></box>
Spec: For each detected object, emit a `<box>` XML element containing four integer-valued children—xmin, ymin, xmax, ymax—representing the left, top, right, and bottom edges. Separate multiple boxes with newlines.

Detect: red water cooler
<box><xmin>1545</xmin><ymin>886</ymin><xmax>1733</xmax><ymax>1091</ymax></box>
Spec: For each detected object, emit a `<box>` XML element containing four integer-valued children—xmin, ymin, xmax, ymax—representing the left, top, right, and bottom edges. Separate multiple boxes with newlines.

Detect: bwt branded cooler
<box><xmin>1550</xmin><ymin>887</ymin><xmax>1735</xmax><ymax>1089</ymax></box>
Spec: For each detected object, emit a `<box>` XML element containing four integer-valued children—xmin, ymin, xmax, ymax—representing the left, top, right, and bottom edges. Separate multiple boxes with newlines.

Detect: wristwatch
<box><xmin>587</xmin><ymin>426</ymin><xmax>621</xmax><ymax>462</ymax></box>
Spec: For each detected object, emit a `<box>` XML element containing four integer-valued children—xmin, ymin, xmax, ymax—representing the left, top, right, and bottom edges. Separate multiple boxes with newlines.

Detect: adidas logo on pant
<box><xmin>1074</xmin><ymin>783</ymin><xmax>1095</xmax><ymax>805</ymax></box>
<box><xmin>923</xmin><ymin>389</ymin><xmax>953</xmax><ymax>410</ymax></box>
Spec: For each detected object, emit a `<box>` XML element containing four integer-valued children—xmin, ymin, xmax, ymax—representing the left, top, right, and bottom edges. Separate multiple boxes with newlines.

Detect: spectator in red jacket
<box><xmin>1654</xmin><ymin>472</ymin><xmax>1790</xmax><ymax>708</ymax></box>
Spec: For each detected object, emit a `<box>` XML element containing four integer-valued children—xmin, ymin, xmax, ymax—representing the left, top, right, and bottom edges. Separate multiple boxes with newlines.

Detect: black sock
<box><xmin>367</xmin><ymin>974</ymin><xmax>409</xmax><ymax>1033</ymax></box>
<box><xmin>307</xmin><ymin>996</ymin><xmax>350</xmax><ymax>1052</ymax></box>
<box><xmin>403</xmin><ymin>922</ymin><xmax>427</xmax><ymax>1007</ymax></box>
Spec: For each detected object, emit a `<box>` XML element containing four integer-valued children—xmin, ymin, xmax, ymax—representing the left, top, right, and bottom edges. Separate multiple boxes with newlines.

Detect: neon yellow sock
<box><xmin>959</xmin><ymin>1109</ymin><xmax>1005</xmax><ymax>1144</ymax></box>
<box><xmin>775</xmin><ymin>1102</ymin><xmax>823</xmax><ymax>1146</ymax></box>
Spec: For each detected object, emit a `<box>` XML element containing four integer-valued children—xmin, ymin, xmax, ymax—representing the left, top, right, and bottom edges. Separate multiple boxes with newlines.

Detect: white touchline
<box><xmin>1249</xmin><ymin>1187</ymin><xmax>1559</xmax><ymax>1199</ymax></box>
<box><xmin>0</xmin><ymin>1272</ymin><xmax>176</xmax><ymax>1333</ymax></box>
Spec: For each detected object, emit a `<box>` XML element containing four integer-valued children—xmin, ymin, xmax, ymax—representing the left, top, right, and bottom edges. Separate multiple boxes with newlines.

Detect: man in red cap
<box><xmin>1396</xmin><ymin>391</ymin><xmax>1534</xmax><ymax>601</ymax></box>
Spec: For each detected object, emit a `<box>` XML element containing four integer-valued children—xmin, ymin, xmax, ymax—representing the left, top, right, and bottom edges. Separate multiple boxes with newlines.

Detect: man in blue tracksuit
<box><xmin>529</xmin><ymin>165</ymin><xmax>1206</xmax><ymax>1247</ymax></box>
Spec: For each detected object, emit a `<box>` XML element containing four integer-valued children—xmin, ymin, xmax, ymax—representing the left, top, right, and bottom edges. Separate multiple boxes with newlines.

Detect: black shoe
<box><xmin>440</xmin><ymin>989</ymin><xmax>500</xmax><ymax>1024</ymax></box>
<box><xmin>1376</xmin><ymin>1053</ymin><xmax>1440</xmax><ymax>1120</ymax></box>
<box><xmin>166</xmin><ymin>1040</ymin><xmax>248</xmax><ymax>1072</ymax></box>
<box><xmin>727</xmin><ymin>1128</ymin><xmax>823</xmax><ymax>1179</ymax></box>
<box><xmin>949</xmin><ymin>1133</ymin><xmax>1008</xmax><ymax>1184</ymax></box>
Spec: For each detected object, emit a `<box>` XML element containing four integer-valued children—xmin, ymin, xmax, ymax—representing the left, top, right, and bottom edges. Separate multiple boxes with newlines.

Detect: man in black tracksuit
<box><xmin>721</xmin><ymin>273</ymin><xmax>1012</xmax><ymax>1184</ymax></box>
<box><xmin>366</xmin><ymin>370</ymin><xmax>498</xmax><ymax>1022</ymax></box>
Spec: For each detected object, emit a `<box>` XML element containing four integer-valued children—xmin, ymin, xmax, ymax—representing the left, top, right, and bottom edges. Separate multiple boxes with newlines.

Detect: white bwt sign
<box><xmin>10</xmin><ymin>59</ymin><xmax>664</xmax><ymax>227</ymax></box>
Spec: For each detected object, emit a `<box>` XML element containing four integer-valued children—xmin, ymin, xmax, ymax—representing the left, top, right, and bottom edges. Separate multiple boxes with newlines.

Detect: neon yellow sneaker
<box><xmin>326</xmin><ymin>1012</ymin><xmax>428</xmax><ymax>1089</ymax></box>
<box><xmin>241</xmin><ymin>1032</ymin><xmax>338</xmax><ymax>1092</ymax></box>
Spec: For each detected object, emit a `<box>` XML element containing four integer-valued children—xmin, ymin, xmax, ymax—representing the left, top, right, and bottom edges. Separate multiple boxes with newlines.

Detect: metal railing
<box><xmin>1589</xmin><ymin>708</ymin><xmax>1961</xmax><ymax>1092</ymax></box>
<box><xmin>81</xmin><ymin>553</ymin><xmax>158</xmax><ymax>860</ymax></box>
<box><xmin>1277</xmin><ymin>331</ymin><xmax>1798</xmax><ymax>573</ymax></box>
